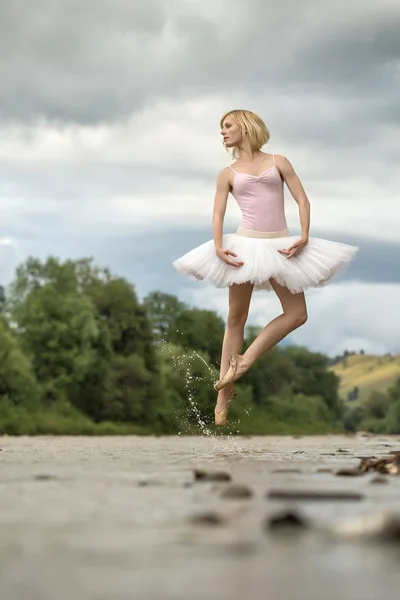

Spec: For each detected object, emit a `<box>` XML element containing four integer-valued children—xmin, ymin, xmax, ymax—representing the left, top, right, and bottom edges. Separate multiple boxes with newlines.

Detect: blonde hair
<box><xmin>220</xmin><ymin>109</ymin><xmax>270</xmax><ymax>158</ymax></box>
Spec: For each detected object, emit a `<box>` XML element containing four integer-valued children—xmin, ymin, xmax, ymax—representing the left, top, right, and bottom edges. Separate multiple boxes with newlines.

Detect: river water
<box><xmin>0</xmin><ymin>434</ymin><xmax>400</xmax><ymax>600</ymax></box>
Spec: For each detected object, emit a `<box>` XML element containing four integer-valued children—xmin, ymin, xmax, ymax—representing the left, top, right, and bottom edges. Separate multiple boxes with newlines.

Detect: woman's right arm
<box><xmin>212</xmin><ymin>169</ymin><xmax>244</xmax><ymax>267</ymax></box>
<box><xmin>212</xmin><ymin>168</ymin><xmax>231</xmax><ymax>252</ymax></box>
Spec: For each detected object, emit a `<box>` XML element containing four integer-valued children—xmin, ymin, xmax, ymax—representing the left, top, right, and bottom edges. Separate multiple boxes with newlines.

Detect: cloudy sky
<box><xmin>1</xmin><ymin>0</ymin><xmax>399</xmax><ymax>357</ymax></box>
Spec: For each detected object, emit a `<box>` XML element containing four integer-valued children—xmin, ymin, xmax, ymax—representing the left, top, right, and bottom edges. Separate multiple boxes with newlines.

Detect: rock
<box><xmin>193</xmin><ymin>469</ymin><xmax>232</xmax><ymax>482</ymax></box>
<box><xmin>386</xmin><ymin>463</ymin><xmax>400</xmax><ymax>475</ymax></box>
<box><xmin>358</xmin><ymin>431</ymin><xmax>373</xmax><ymax>438</ymax></box>
<box><xmin>370</xmin><ymin>475</ymin><xmax>389</xmax><ymax>484</ymax></box>
<box><xmin>335</xmin><ymin>468</ymin><xmax>364</xmax><ymax>477</ymax></box>
<box><xmin>227</xmin><ymin>541</ymin><xmax>258</xmax><ymax>556</ymax></box>
<box><xmin>271</xmin><ymin>468</ymin><xmax>302</xmax><ymax>474</ymax></box>
<box><xmin>267</xmin><ymin>489</ymin><xmax>364</xmax><ymax>501</ymax></box>
<box><xmin>137</xmin><ymin>479</ymin><xmax>162</xmax><ymax>486</ymax></box>
<box><xmin>330</xmin><ymin>513</ymin><xmax>400</xmax><ymax>542</ymax></box>
<box><xmin>293</xmin><ymin>450</ymin><xmax>305</xmax><ymax>454</ymax></box>
<box><xmin>336</xmin><ymin>448</ymin><xmax>350</xmax><ymax>453</ymax></box>
<box><xmin>137</xmin><ymin>479</ymin><xmax>151</xmax><ymax>486</ymax></box>
<box><xmin>221</xmin><ymin>483</ymin><xmax>253</xmax><ymax>499</ymax></box>
<box><xmin>33</xmin><ymin>474</ymin><xmax>57</xmax><ymax>481</ymax></box>
<box><xmin>357</xmin><ymin>455</ymin><xmax>377</xmax><ymax>460</ymax></box>
<box><xmin>359</xmin><ymin>455</ymin><xmax>400</xmax><ymax>475</ymax></box>
<box><xmin>316</xmin><ymin>468</ymin><xmax>333</xmax><ymax>473</ymax></box>
<box><xmin>189</xmin><ymin>510</ymin><xmax>225</xmax><ymax>526</ymax></box>
<box><xmin>267</xmin><ymin>509</ymin><xmax>309</xmax><ymax>531</ymax></box>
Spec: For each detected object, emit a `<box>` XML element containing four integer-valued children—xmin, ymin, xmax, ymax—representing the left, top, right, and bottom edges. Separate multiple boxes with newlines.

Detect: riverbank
<box><xmin>0</xmin><ymin>434</ymin><xmax>399</xmax><ymax>600</ymax></box>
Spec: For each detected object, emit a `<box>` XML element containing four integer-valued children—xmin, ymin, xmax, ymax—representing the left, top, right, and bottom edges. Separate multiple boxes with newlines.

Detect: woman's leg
<box><xmin>220</xmin><ymin>279</ymin><xmax>308</xmax><ymax>384</ymax></box>
<box><xmin>215</xmin><ymin>282</ymin><xmax>254</xmax><ymax>412</ymax></box>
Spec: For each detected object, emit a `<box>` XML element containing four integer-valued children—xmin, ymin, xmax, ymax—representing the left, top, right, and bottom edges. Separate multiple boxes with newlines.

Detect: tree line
<box><xmin>0</xmin><ymin>256</ymin><xmax>399</xmax><ymax>435</ymax></box>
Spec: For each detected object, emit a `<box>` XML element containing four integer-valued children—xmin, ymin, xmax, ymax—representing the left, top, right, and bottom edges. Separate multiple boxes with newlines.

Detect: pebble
<box><xmin>221</xmin><ymin>483</ymin><xmax>253</xmax><ymax>499</ymax></box>
<box><xmin>271</xmin><ymin>468</ymin><xmax>302</xmax><ymax>474</ymax></box>
<box><xmin>330</xmin><ymin>513</ymin><xmax>400</xmax><ymax>542</ymax></box>
<box><xmin>189</xmin><ymin>511</ymin><xmax>225</xmax><ymax>526</ymax></box>
<box><xmin>267</xmin><ymin>489</ymin><xmax>364</xmax><ymax>501</ymax></box>
<box><xmin>359</xmin><ymin>455</ymin><xmax>400</xmax><ymax>475</ymax></box>
<box><xmin>193</xmin><ymin>469</ymin><xmax>232</xmax><ymax>482</ymax></box>
<box><xmin>370</xmin><ymin>475</ymin><xmax>389</xmax><ymax>485</ymax></box>
<box><xmin>335</xmin><ymin>468</ymin><xmax>364</xmax><ymax>477</ymax></box>
<box><xmin>267</xmin><ymin>509</ymin><xmax>309</xmax><ymax>531</ymax></box>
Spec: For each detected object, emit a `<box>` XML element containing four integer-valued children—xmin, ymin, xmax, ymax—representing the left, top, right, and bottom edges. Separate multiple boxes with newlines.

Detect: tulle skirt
<box><xmin>172</xmin><ymin>227</ymin><xmax>359</xmax><ymax>293</ymax></box>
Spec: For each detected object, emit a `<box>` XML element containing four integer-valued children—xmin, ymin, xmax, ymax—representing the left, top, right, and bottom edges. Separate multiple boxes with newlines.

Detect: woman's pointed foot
<box><xmin>214</xmin><ymin>386</ymin><xmax>236</xmax><ymax>426</ymax></box>
<box><xmin>214</xmin><ymin>354</ymin><xmax>238</xmax><ymax>391</ymax></box>
<box><xmin>214</xmin><ymin>354</ymin><xmax>248</xmax><ymax>391</ymax></box>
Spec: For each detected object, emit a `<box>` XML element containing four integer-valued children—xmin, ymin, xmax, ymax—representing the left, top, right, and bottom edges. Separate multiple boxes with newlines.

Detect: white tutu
<box><xmin>173</xmin><ymin>227</ymin><xmax>358</xmax><ymax>293</ymax></box>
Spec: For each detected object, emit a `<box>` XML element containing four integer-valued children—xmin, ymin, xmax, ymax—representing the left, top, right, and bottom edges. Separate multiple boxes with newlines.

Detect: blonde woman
<box><xmin>173</xmin><ymin>110</ymin><xmax>358</xmax><ymax>425</ymax></box>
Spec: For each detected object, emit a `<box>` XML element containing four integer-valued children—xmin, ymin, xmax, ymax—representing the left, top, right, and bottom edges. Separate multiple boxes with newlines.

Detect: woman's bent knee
<box><xmin>227</xmin><ymin>312</ymin><xmax>248</xmax><ymax>328</ymax></box>
<box><xmin>292</xmin><ymin>311</ymin><xmax>308</xmax><ymax>329</ymax></box>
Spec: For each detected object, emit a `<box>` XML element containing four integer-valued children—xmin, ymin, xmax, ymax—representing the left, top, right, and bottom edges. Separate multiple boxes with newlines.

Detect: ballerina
<box><xmin>173</xmin><ymin>109</ymin><xmax>358</xmax><ymax>425</ymax></box>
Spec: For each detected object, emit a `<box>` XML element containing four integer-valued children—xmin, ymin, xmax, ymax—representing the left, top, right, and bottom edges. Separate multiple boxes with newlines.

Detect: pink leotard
<box><xmin>229</xmin><ymin>154</ymin><xmax>288</xmax><ymax>232</ymax></box>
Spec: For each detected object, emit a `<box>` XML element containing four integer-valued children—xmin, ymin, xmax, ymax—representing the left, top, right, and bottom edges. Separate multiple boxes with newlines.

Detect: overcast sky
<box><xmin>1</xmin><ymin>0</ymin><xmax>399</xmax><ymax>356</ymax></box>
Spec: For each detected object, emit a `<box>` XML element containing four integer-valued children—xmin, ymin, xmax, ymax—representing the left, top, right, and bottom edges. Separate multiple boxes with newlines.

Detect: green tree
<box><xmin>10</xmin><ymin>281</ymin><xmax>99</xmax><ymax>403</ymax></box>
<box><xmin>143</xmin><ymin>291</ymin><xmax>187</xmax><ymax>339</ymax></box>
<box><xmin>166</xmin><ymin>308</ymin><xmax>225</xmax><ymax>366</ymax></box>
<box><xmin>364</xmin><ymin>390</ymin><xmax>390</xmax><ymax>420</ymax></box>
<box><xmin>0</xmin><ymin>317</ymin><xmax>39</xmax><ymax>409</ymax></box>
<box><xmin>7</xmin><ymin>257</ymin><xmax>161</xmax><ymax>425</ymax></box>
<box><xmin>241</xmin><ymin>346</ymin><xmax>296</xmax><ymax>407</ymax></box>
<box><xmin>283</xmin><ymin>346</ymin><xmax>342</xmax><ymax>417</ymax></box>
<box><xmin>0</xmin><ymin>286</ymin><xmax>5</xmax><ymax>314</ymax></box>
<box><xmin>385</xmin><ymin>377</ymin><xmax>400</xmax><ymax>433</ymax></box>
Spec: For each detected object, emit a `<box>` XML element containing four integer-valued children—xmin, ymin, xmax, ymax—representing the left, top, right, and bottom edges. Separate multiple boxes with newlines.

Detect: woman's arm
<box><xmin>275</xmin><ymin>155</ymin><xmax>310</xmax><ymax>259</ymax></box>
<box><xmin>212</xmin><ymin>168</ymin><xmax>231</xmax><ymax>250</ymax></box>
<box><xmin>212</xmin><ymin>168</ymin><xmax>243</xmax><ymax>267</ymax></box>
<box><xmin>276</xmin><ymin>155</ymin><xmax>310</xmax><ymax>241</ymax></box>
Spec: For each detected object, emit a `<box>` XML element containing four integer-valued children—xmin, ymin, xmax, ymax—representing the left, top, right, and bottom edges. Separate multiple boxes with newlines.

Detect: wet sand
<box><xmin>1</xmin><ymin>434</ymin><xmax>400</xmax><ymax>600</ymax></box>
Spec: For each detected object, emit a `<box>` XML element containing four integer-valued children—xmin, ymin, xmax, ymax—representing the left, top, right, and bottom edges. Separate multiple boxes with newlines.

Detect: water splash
<box><xmin>158</xmin><ymin>339</ymin><xmax>214</xmax><ymax>437</ymax></box>
<box><xmin>158</xmin><ymin>336</ymin><xmax>253</xmax><ymax>453</ymax></box>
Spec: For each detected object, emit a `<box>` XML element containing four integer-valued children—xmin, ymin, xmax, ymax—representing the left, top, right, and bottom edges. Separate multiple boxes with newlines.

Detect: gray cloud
<box><xmin>1</xmin><ymin>0</ymin><xmax>399</xmax><ymax>137</ymax></box>
<box><xmin>0</xmin><ymin>0</ymin><xmax>167</xmax><ymax>123</ymax></box>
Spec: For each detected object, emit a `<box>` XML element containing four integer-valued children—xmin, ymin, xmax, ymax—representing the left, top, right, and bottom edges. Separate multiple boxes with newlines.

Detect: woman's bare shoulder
<box><xmin>273</xmin><ymin>154</ymin><xmax>290</xmax><ymax>164</ymax></box>
<box><xmin>216</xmin><ymin>166</ymin><xmax>233</xmax><ymax>179</ymax></box>
<box><xmin>214</xmin><ymin>166</ymin><xmax>233</xmax><ymax>189</ymax></box>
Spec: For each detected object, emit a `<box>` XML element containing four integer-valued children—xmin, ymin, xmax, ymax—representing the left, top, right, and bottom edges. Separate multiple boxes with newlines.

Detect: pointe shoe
<box><xmin>214</xmin><ymin>354</ymin><xmax>239</xmax><ymax>392</ymax></box>
<box><xmin>214</xmin><ymin>387</ymin><xmax>236</xmax><ymax>426</ymax></box>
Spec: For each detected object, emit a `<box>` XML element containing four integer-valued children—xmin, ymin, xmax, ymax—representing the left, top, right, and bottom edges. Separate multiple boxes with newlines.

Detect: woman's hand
<box><xmin>278</xmin><ymin>237</ymin><xmax>308</xmax><ymax>259</ymax></box>
<box><xmin>216</xmin><ymin>247</ymin><xmax>244</xmax><ymax>267</ymax></box>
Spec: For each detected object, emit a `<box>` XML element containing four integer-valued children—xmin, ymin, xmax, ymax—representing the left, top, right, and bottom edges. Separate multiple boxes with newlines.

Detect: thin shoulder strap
<box><xmin>228</xmin><ymin>165</ymin><xmax>237</xmax><ymax>173</ymax></box>
<box><xmin>272</xmin><ymin>154</ymin><xmax>275</xmax><ymax>165</ymax></box>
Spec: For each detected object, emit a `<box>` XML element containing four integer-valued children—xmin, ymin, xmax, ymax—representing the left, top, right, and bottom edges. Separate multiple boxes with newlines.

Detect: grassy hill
<box><xmin>330</xmin><ymin>353</ymin><xmax>400</xmax><ymax>403</ymax></box>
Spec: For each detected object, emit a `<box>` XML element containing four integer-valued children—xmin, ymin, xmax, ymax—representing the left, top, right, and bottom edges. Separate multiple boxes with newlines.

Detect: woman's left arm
<box><xmin>275</xmin><ymin>155</ymin><xmax>310</xmax><ymax>259</ymax></box>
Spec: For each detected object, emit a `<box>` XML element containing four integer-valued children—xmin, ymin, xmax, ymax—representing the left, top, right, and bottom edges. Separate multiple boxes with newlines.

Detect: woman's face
<box><xmin>221</xmin><ymin>116</ymin><xmax>242</xmax><ymax>148</ymax></box>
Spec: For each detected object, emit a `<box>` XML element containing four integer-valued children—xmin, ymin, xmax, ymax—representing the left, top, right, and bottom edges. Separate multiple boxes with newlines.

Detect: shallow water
<box><xmin>0</xmin><ymin>434</ymin><xmax>400</xmax><ymax>600</ymax></box>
